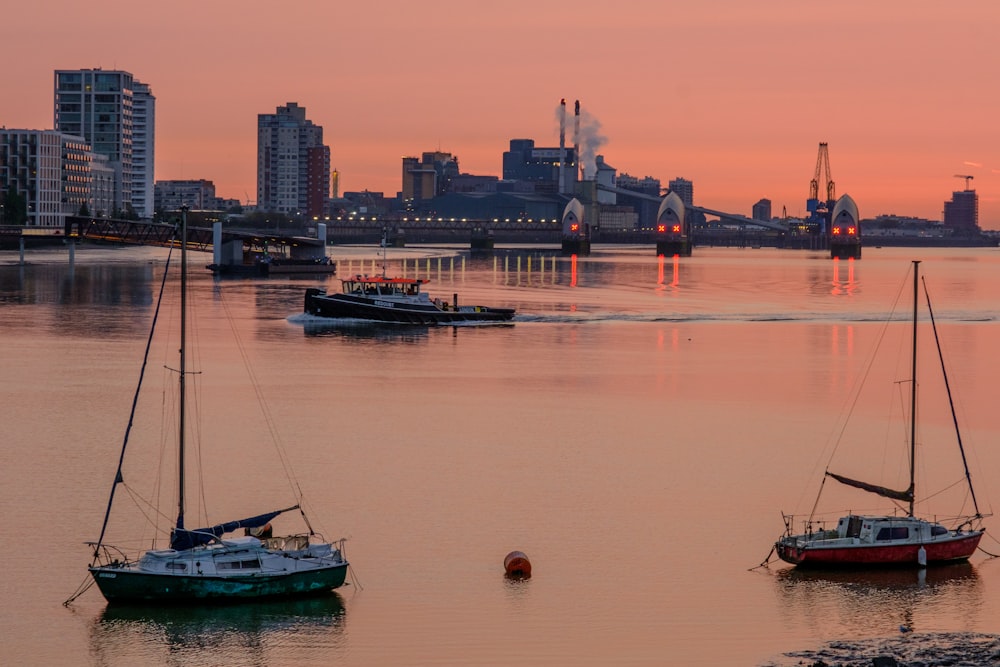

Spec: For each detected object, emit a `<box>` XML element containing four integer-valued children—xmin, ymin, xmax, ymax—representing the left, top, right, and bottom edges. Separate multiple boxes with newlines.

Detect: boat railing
<box><xmin>261</xmin><ymin>534</ymin><xmax>310</xmax><ymax>551</ymax></box>
<box><xmin>86</xmin><ymin>541</ymin><xmax>133</xmax><ymax>568</ymax></box>
<box><xmin>781</xmin><ymin>512</ymin><xmax>836</xmax><ymax>538</ymax></box>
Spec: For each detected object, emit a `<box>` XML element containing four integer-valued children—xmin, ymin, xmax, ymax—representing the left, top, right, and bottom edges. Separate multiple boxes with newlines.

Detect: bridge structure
<box><xmin>321</xmin><ymin>214</ymin><xmax>562</xmax><ymax>245</ymax></box>
<box><xmin>56</xmin><ymin>189</ymin><xmax>845</xmax><ymax>262</ymax></box>
<box><xmin>62</xmin><ymin>216</ymin><xmax>332</xmax><ymax>272</ymax></box>
<box><xmin>595</xmin><ymin>183</ymin><xmax>790</xmax><ymax>232</ymax></box>
<box><xmin>64</xmin><ymin>215</ymin><xmax>214</xmax><ymax>249</ymax></box>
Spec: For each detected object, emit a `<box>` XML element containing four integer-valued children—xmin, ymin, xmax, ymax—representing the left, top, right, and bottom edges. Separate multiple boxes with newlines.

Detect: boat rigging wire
<box><xmin>91</xmin><ymin>232</ymin><xmax>178</xmax><ymax>563</ymax></box>
<box><xmin>213</xmin><ymin>283</ymin><xmax>317</xmax><ymax>527</ymax></box>
<box><xmin>922</xmin><ymin>275</ymin><xmax>982</xmax><ymax>519</ymax></box>
<box><xmin>795</xmin><ymin>267</ymin><xmax>912</xmax><ymax>523</ymax></box>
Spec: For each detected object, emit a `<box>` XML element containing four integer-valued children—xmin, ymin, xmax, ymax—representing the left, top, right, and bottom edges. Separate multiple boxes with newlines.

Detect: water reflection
<box><xmin>830</xmin><ymin>257</ymin><xmax>858</xmax><ymax>296</ymax></box>
<box><xmin>91</xmin><ymin>593</ymin><xmax>346</xmax><ymax>665</ymax></box>
<box><xmin>656</xmin><ymin>254</ymin><xmax>681</xmax><ymax>291</ymax></box>
<box><xmin>773</xmin><ymin>563</ymin><xmax>982</xmax><ymax>634</ymax></box>
<box><xmin>300</xmin><ymin>318</ymin><xmax>432</xmax><ymax>343</ymax></box>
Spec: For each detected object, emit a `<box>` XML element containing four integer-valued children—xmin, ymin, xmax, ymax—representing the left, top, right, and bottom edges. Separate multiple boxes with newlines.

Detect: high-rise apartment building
<box><xmin>257</xmin><ymin>103</ymin><xmax>330</xmax><ymax>217</ymax></box>
<box><xmin>131</xmin><ymin>81</ymin><xmax>155</xmax><ymax>218</ymax></box>
<box><xmin>54</xmin><ymin>68</ymin><xmax>154</xmax><ymax>218</ymax></box>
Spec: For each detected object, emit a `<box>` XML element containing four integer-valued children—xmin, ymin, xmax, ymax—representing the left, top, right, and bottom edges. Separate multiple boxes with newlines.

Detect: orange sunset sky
<box><xmin>3</xmin><ymin>1</ymin><xmax>999</xmax><ymax>228</ymax></box>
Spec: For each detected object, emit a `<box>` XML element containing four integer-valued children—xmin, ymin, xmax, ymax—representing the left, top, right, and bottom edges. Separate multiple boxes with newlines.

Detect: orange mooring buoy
<box><xmin>504</xmin><ymin>551</ymin><xmax>532</xmax><ymax>578</ymax></box>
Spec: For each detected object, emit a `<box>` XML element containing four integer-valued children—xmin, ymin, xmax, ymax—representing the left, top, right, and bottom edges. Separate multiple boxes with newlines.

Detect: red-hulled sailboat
<box><xmin>775</xmin><ymin>261</ymin><xmax>986</xmax><ymax>568</ymax></box>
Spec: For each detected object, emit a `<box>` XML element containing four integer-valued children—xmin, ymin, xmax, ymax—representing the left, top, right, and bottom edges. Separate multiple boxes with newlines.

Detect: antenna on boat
<box><xmin>380</xmin><ymin>227</ymin><xmax>388</xmax><ymax>278</ymax></box>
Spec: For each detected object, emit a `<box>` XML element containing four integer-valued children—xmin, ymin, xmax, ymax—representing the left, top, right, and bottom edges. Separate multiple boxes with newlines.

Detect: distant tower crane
<box><xmin>954</xmin><ymin>174</ymin><xmax>974</xmax><ymax>190</ymax></box>
<box><xmin>806</xmin><ymin>142</ymin><xmax>835</xmax><ymax>229</ymax></box>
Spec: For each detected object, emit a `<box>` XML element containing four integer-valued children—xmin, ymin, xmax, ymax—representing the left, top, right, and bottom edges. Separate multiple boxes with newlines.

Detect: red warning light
<box><xmin>657</xmin><ymin>224</ymin><xmax>666</xmax><ymax>233</ymax></box>
<box><xmin>832</xmin><ymin>227</ymin><xmax>841</xmax><ymax>235</ymax></box>
<box><xmin>671</xmin><ymin>224</ymin><xmax>681</xmax><ymax>233</ymax></box>
<box><xmin>847</xmin><ymin>226</ymin><xmax>856</xmax><ymax>235</ymax></box>
<box><xmin>570</xmin><ymin>223</ymin><xmax>579</xmax><ymax>233</ymax></box>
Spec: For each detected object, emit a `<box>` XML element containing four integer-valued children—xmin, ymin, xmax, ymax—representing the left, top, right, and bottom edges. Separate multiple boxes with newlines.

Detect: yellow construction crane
<box><xmin>954</xmin><ymin>174</ymin><xmax>974</xmax><ymax>190</ymax></box>
<box><xmin>809</xmin><ymin>143</ymin><xmax>836</xmax><ymax>204</ymax></box>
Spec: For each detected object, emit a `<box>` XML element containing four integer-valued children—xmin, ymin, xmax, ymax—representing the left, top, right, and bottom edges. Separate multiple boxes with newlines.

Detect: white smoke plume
<box><xmin>553</xmin><ymin>102</ymin><xmax>608</xmax><ymax>180</ymax></box>
<box><xmin>575</xmin><ymin>107</ymin><xmax>608</xmax><ymax>180</ymax></box>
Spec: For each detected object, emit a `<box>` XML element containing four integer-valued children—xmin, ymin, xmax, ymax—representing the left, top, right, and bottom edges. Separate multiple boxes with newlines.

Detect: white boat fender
<box><xmin>917</xmin><ymin>545</ymin><xmax>927</xmax><ymax>567</ymax></box>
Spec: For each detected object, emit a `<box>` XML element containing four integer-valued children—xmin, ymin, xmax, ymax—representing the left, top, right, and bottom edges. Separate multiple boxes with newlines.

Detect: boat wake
<box><xmin>289</xmin><ymin>312</ymin><xmax>511</xmax><ymax>328</ymax></box>
<box><xmin>505</xmin><ymin>310</ymin><xmax>965</xmax><ymax>325</ymax></box>
<box><xmin>760</xmin><ymin>632</ymin><xmax>1000</xmax><ymax>667</ymax></box>
<box><xmin>291</xmin><ymin>309</ymin><xmax>997</xmax><ymax>327</ymax></box>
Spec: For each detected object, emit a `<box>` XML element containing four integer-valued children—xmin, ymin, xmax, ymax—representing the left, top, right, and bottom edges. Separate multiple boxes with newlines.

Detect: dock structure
<box><xmin>207</xmin><ymin>222</ymin><xmax>334</xmax><ymax>275</ymax></box>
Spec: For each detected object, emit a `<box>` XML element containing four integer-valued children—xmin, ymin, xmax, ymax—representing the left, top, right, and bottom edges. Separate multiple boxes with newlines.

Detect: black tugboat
<box><xmin>304</xmin><ymin>275</ymin><xmax>515</xmax><ymax>325</ymax></box>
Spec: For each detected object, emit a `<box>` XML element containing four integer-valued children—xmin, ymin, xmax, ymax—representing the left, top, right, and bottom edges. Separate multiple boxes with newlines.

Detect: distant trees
<box><xmin>1</xmin><ymin>190</ymin><xmax>27</xmax><ymax>225</ymax></box>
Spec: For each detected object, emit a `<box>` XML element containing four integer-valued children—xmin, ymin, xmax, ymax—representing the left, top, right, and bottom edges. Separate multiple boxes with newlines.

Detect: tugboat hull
<box><xmin>304</xmin><ymin>288</ymin><xmax>514</xmax><ymax>325</ymax></box>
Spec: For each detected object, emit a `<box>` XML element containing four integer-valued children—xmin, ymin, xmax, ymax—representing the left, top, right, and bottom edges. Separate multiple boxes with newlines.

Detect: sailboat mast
<box><xmin>178</xmin><ymin>206</ymin><xmax>188</xmax><ymax>530</ymax></box>
<box><xmin>909</xmin><ymin>260</ymin><xmax>919</xmax><ymax>517</ymax></box>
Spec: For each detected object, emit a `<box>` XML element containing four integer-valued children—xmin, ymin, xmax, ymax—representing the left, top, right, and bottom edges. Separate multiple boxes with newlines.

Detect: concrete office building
<box><xmin>0</xmin><ymin>129</ymin><xmax>92</xmax><ymax>228</ymax></box>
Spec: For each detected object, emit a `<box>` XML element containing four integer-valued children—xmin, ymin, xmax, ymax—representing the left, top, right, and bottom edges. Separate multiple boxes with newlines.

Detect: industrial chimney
<box><xmin>573</xmin><ymin>100</ymin><xmax>581</xmax><ymax>181</ymax></box>
<box><xmin>559</xmin><ymin>99</ymin><xmax>567</xmax><ymax>195</ymax></box>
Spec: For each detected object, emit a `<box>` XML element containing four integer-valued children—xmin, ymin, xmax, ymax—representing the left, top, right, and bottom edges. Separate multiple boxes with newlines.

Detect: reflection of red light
<box><xmin>671</xmin><ymin>224</ymin><xmax>681</xmax><ymax>233</ymax></box>
<box><xmin>570</xmin><ymin>223</ymin><xmax>579</xmax><ymax>233</ymax></box>
<box><xmin>657</xmin><ymin>224</ymin><xmax>666</xmax><ymax>233</ymax></box>
<box><xmin>832</xmin><ymin>227</ymin><xmax>841</xmax><ymax>235</ymax></box>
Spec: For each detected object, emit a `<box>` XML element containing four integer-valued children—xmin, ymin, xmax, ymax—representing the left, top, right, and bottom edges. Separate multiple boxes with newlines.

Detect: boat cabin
<box><xmin>827</xmin><ymin>514</ymin><xmax>951</xmax><ymax>545</ymax></box>
<box><xmin>341</xmin><ymin>275</ymin><xmax>429</xmax><ymax>298</ymax></box>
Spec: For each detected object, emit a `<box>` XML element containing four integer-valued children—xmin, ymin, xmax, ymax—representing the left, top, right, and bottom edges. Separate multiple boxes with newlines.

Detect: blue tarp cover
<box><xmin>170</xmin><ymin>508</ymin><xmax>293</xmax><ymax>550</ymax></box>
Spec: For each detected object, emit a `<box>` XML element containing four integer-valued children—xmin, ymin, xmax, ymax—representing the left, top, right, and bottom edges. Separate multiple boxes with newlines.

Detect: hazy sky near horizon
<box><xmin>3</xmin><ymin>0</ymin><xmax>999</xmax><ymax>227</ymax></box>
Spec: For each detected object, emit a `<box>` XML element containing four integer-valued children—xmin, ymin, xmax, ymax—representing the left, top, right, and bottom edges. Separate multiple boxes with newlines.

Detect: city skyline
<box><xmin>3</xmin><ymin>1</ymin><xmax>998</xmax><ymax>228</ymax></box>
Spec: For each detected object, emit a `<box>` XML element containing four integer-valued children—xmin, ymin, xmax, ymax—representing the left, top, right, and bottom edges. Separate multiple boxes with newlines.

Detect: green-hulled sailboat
<box><xmin>86</xmin><ymin>209</ymin><xmax>349</xmax><ymax>603</ymax></box>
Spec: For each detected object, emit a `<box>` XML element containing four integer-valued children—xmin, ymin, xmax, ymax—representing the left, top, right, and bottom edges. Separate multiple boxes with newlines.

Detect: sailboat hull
<box><xmin>89</xmin><ymin>562</ymin><xmax>349</xmax><ymax>603</ymax></box>
<box><xmin>776</xmin><ymin>530</ymin><xmax>982</xmax><ymax>568</ymax></box>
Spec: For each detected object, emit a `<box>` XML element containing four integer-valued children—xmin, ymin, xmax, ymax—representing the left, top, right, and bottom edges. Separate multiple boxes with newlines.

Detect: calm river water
<box><xmin>2</xmin><ymin>243</ymin><xmax>1000</xmax><ymax>666</ymax></box>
